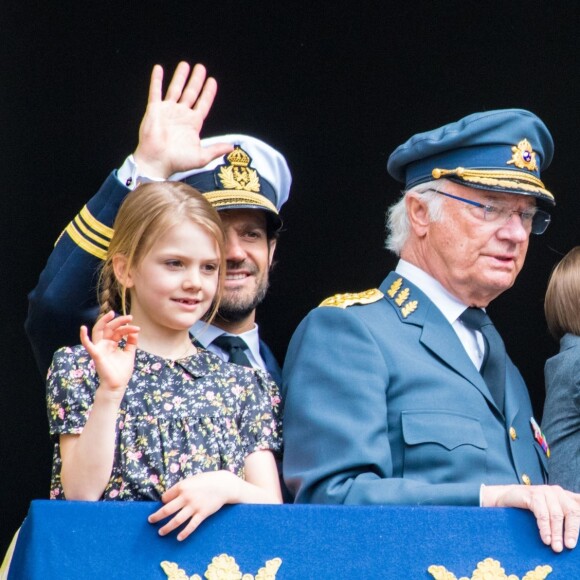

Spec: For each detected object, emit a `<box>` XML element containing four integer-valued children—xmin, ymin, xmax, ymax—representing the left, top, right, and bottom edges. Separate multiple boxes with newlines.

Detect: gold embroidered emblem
<box><xmin>428</xmin><ymin>557</ymin><xmax>552</xmax><ymax>580</ymax></box>
<box><xmin>385</xmin><ymin>278</ymin><xmax>420</xmax><ymax>318</ymax></box>
<box><xmin>319</xmin><ymin>288</ymin><xmax>384</xmax><ymax>308</ymax></box>
<box><xmin>394</xmin><ymin>288</ymin><xmax>410</xmax><ymax>306</ymax></box>
<box><xmin>161</xmin><ymin>554</ymin><xmax>282</xmax><ymax>580</ymax></box>
<box><xmin>507</xmin><ymin>139</ymin><xmax>538</xmax><ymax>172</ymax></box>
<box><xmin>401</xmin><ymin>300</ymin><xmax>418</xmax><ymax>318</ymax></box>
<box><xmin>387</xmin><ymin>277</ymin><xmax>403</xmax><ymax>298</ymax></box>
<box><xmin>218</xmin><ymin>147</ymin><xmax>261</xmax><ymax>192</ymax></box>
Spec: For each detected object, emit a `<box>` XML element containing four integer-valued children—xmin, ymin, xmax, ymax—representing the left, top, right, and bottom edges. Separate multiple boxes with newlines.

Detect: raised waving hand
<box><xmin>133</xmin><ymin>62</ymin><xmax>233</xmax><ymax>179</ymax></box>
<box><xmin>80</xmin><ymin>311</ymin><xmax>140</xmax><ymax>397</ymax></box>
<box><xmin>60</xmin><ymin>312</ymin><xmax>140</xmax><ymax>500</ymax></box>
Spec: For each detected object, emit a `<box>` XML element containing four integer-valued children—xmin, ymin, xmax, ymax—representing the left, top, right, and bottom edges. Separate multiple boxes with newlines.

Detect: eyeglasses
<box><xmin>429</xmin><ymin>189</ymin><xmax>551</xmax><ymax>235</ymax></box>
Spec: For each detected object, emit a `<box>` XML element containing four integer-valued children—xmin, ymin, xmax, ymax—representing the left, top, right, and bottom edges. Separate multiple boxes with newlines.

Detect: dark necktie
<box><xmin>459</xmin><ymin>307</ymin><xmax>506</xmax><ymax>412</ymax></box>
<box><xmin>212</xmin><ymin>335</ymin><xmax>252</xmax><ymax>368</ymax></box>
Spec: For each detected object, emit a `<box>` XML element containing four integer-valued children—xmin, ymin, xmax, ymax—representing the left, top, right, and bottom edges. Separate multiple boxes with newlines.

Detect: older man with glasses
<box><xmin>282</xmin><ymin>109</ymin><xmax>580</xmax><ymax>553</ymax></box>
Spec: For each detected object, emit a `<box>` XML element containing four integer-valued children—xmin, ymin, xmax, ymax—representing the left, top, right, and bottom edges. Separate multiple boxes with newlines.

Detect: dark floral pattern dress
<box><xmin>46</xmin><ymin>346</ymin><xmax>282</xmax><ymax>501</ymax></box>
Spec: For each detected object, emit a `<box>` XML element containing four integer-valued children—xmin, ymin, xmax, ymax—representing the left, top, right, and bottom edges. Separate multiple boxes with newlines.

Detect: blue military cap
<box><xmin>387</xmin><ymin>109</ymin><xmax>555</xmax><ymax>205</ymax></box>
<box><xmin>171</xmin><ymin>134</ymin><xmax>292</xmax><ymax>230</ymax></box>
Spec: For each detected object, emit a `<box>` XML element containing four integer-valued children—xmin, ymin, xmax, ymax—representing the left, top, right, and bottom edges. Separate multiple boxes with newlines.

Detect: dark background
<box><xmin>2</xmin><ymin>1</ymin><xmax>579</xmax><ymax>555</ymax></box>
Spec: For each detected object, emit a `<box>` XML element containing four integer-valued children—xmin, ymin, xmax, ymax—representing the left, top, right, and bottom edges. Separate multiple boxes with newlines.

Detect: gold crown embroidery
<box><xmin>507</xmin><ymin>139</ymin><xmax>538</xmax><ymax>172</ymax></box>
<box><xmin>387</xmin><ymin>278</ymin><xmax>403</xmax><ymax>298</ymax></box>
<box><xmin>218</xmin><ymin>147</ymin><xmax>261</xmax><ymax>192</ymax></box>
<box><xmin>319</xmin><ymin>288</ymin><xmax>384</xmax><ymax>308</ymax></box>
<box><xmin>161</xmin><ymin>554</ymin><xmax>282</xmax><ymax>580</ymax></box>
<box><xmin>428</xmin><ymin>557</ymin><xmax>552</xmax><ymax>580</ymax></box>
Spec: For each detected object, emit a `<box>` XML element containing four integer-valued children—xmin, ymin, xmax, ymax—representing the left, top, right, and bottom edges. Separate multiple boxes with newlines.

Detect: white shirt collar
<box><xmin>396</xmin><ymin>259</ymin><xmax>468</xmax><ymax>324</ymax></box>
<box><xmin>395</xmin><ymin>260</ymin><xmax>485</xmax><ymax>369</ymax></box>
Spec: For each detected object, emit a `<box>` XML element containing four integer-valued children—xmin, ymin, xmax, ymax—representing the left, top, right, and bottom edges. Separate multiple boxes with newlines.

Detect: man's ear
<box><xmin>267</xmin><ymin>239</ymin><xmax>277</xmax><ymax>268</ymax></box>
<box><xmin>112</xmin><ymin>255</ymin><xmax>134</xmax><ymax>288</ymax></box>
<box><xmin>406</xmin><ymin>194</ymin><xmax>431</xmax><ymax>238</ymax></box>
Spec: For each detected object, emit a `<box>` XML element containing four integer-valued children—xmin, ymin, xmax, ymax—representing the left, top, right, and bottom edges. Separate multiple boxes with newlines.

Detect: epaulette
<box><xmin>319</xmin><ymin>288</ymin><xmax>384</xmax><ymax>309</ymax></box>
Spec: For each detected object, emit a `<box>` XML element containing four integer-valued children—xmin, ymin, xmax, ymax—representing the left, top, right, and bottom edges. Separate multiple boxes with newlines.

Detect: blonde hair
<box><xmin>98</xmin><ymin>181</ymin><xmax>226</xmax><ymax>324</ymax></box>
<box><xmin>544</xmin><ymin>246</ymin><xmax>580</xmax><ymax>340</ymax></box>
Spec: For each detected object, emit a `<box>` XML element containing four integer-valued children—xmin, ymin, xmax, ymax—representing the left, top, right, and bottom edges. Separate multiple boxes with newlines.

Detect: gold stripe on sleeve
<box><xmin>65</xmin><ymin>222</ymin><xmax>108</xmax><ymax>260</ymax></box>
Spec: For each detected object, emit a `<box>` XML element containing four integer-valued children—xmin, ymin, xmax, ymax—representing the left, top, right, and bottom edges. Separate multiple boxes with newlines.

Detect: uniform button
<box><xmin>509</xmin><ymin>427</ymin><xmax>517</xmax><ymax>440</ymax></box>
<box><xmin>522</xmin><ymin>474</ymin><xmax>531</xmax><ymax>485</ymax></box>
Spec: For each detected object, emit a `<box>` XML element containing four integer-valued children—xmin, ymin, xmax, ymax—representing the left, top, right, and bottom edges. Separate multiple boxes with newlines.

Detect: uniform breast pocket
<box><xmin>401</xmin><ymin>411</ymin><xmax>488</xmax><ymax>484</ymax></box>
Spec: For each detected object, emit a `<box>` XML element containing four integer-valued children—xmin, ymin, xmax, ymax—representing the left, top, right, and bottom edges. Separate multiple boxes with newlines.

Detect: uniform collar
<box><xmin>396</xmin><ymin>259</ymin><xmax>468</xmax><ymax>324</ymax></box>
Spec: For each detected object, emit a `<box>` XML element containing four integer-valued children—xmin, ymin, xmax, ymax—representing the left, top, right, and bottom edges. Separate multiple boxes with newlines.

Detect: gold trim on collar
<box><xmin>394</xmin><ymin>288</ymin><xmax>410</xmax><ymax>306</ymax></box>
<box><xmin>401</xmin><ymin>300</ymin><xmax>418</xmax><ymax>318</ymax></box>
<box><xmin>387</xmin><ymin>278</ymin><xmax>403</xmax><ymax>298</ymax></box>
<box><xmin>386</xmin><ymin>277</ymin><xmax>420</xmax><ymax>318</ymax></box>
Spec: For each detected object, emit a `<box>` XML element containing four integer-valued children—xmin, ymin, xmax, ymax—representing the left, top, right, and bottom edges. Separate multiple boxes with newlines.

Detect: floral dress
<box><xmin>46</xmin><ymin>346</ymin><xmax>282</xmax><ymax>501</ymax></box>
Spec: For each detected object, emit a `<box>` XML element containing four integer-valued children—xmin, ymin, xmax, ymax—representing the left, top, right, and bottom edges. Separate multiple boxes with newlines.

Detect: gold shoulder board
<box><xmin>319</xmin><ymin>288</ymin><xmax>384</xmax><ymax>309</ymax></box>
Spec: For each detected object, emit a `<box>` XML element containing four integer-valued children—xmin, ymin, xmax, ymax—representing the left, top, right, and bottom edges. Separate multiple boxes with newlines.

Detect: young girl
<box><xmin>541</xmin><ymin>246</ymin><xmax>580</xmax><ymax>493</ymax></box>
<box><xmin>46</xmin><ymin>182</ymin><xmax>283</xmax><ymax>540</ymax></box>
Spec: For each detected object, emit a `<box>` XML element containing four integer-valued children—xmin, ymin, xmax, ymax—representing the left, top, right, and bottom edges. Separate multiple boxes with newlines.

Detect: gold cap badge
<box><xmin>507</xmin><ymin>139</ymin><xmax>538</xmax><ymax>171</ymax></box>
<box><xmin>217</xmin><ymin>146</ymin><xmax>261</xmax><ymax>193</ymax></box>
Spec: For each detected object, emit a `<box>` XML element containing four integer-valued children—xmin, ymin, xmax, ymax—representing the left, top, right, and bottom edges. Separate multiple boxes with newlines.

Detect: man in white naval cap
<box><xmin>26</xmin><ymin>62</ymin><xmax>291</xmax><ymax>386</ymax></box>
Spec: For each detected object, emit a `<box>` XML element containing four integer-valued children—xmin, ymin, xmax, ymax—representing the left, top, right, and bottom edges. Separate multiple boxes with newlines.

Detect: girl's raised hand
<box><xmin>80</xmin><ymin>311</ymin><xmax>140</xmax><ymax>396</ymax></box>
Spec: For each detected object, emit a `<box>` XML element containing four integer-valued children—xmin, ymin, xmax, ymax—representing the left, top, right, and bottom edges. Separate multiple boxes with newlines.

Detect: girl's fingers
<box><xmin>79</xmin><ymin>325</ymin><xmax>90</xmax><ymax>347</ymax></box>
<box><xmin>176</xmin><ymin>513</ymin><xmax>203</xmax><ymax>541</ymax></box>
<box><xmin>106</xmin><ymin>314</ymin><xmax>133</xmax><ymax>329</ymax></box>
<box><xmin>158</xmin><ymin>506</ymin><xmax>194</xmax><ymax>537</ymax></box>
<box><xmin>109</xmin><ymin>324</ymin><xmax>140</xmax><ymax>339</ymax></box>
<box><xmin>148</xmin><ymin>495</ymin><xmax>182</xmax><ymax>523</ymax></box>
<box><xmin>123</xmin><ymin>331</ymin><xmax>139</xmax><ymax>351</ymax></box>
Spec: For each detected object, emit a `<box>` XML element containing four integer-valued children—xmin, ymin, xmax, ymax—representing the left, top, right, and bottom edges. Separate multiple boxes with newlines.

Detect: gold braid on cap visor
<box><xmin>203</xmin><ymin>190</ymin><xmax>279</xmax><ymax>213</ymax></box>
<box><xmin>431</xmin><ymin>167</ymin><xmax>554</xmax><ymax>201</ymax></box>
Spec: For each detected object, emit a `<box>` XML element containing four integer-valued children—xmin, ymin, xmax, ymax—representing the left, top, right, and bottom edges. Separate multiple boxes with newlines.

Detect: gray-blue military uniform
<box><xmin>283</xmin><ymin>274</ymin><xmax>547</xmax><ymax>505</ymax></box>
<box><xmin>283</xmin><ymin>108</ymin><xmax>555</xmax><ymax>505</ymax></box>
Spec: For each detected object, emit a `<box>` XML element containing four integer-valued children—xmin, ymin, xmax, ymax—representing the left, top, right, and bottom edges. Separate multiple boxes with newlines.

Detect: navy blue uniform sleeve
<box><xmin>25</xmin><ymin>172</ymin><xmax>130</xmax><ymax>377</ymax></box>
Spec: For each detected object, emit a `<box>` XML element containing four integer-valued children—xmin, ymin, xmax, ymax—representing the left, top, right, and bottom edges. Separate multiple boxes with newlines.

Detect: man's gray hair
<box><xmin>385</xmin><ymin>179</ymin><xmax>449</xmax><ymax>256</ymax></box>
